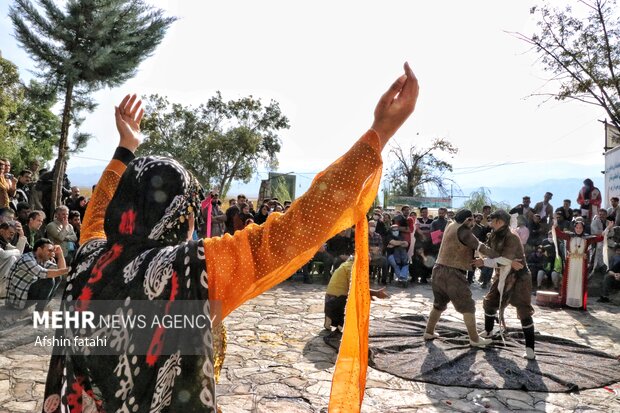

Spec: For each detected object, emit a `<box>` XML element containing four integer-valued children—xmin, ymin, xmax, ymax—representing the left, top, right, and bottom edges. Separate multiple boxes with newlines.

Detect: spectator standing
<box><xmin>64</xmin><ymin>186</ymin><xmax>81</xmax><ymax>210</ymax></box>
<box><xmin>237</xmin><ymin>202</ymin><xmax>254</xmax><ymax>228</ymax></box>
<box><xmin>533</xmin><ymin>192</ymin><xmax>553</xmax><ymax>220</ymax></box>
<box><xmin>510</xmin><ymin>196</ymin><xmax>534</xmax><ymax>224</ymax></box>
<box><xmin>429</xmin><ymin>207</ymin><xmax>448</xmax><ymax>254</ymax></box>
<box><xmin>0</xmin><ymin>159</ymin><xmax>17</xmax><ymax>211</ymax></box>
<box><xmin>534</xmin><ymin>192</ymin><xmax>554</xmax><ymax>233</ymax></box>
<box><xmin>417</xmin><ymin>206</ymin><xmax>433</xmax><ymax>252</ymax></box>
<box><xmin>393</xmin><ymin>205</ymin><xmax>413</xmax><ymax>253</ymax></box>
<box><xmin>27</xmin><ymin>160</ymin><xmax>40</xmax><ymax>181</ymax></box>
<box><xmin>202</xmin><ymin>193</ymin><xmax>226</xmax><ymax>237</ymax></box>
<box><xmin>577</xmin><ymin>178</ymin><xmax>602</xmax><ymax>223</ymax></box>
<box><xmin>481</xmin><ymin>205</ymin><xmax>492</xmax><ymax>227</ymax></box>
<box><xmin>224</xmin><ymin>198</ymin><xmax>238</xmax><ymax>234</ymax></box>
<box><xmin>15</xmin><ymin>170</ymin><xmax>33</xmax><ymax>205</ymax></box>
<box><xmin>254</xmin><ymin>203</ymin><xmax>270</xmax><ymax>225</ymax></box>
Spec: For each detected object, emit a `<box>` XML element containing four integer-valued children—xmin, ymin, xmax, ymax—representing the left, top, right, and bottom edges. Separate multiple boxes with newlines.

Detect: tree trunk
<box><xmin>51</xmin><ymin>83</ymin><xmax>73</xmax><ymax>216</ymax></box>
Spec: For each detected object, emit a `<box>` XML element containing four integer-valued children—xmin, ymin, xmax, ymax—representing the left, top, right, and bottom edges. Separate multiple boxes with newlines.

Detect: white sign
<box><xmin>605</xmin><ymin>144</ymin><xmax>620</xmax><ymax>206</ymax></box>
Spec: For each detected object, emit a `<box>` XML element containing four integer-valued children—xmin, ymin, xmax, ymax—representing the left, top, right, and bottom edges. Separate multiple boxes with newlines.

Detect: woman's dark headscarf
<box><xmin>43</xmin><ymin>156</ymin><xmax>219</xmax><ymax>412</ymax></box>
<box><xmin>104</xmin><ymin>156</ymin><xmax>204</xmax><ymax>247</ymax></box>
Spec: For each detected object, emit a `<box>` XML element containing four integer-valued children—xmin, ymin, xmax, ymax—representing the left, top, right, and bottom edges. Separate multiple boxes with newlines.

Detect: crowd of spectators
<box><xmin>208</xmin><ymin>178</ymin><xmax>619</xmax><ymax>303</ymax></box>
<box><xmin>3</xmin><ymin>155</ymin><xmax>619</xmax><ymax>311</ymax></box>
<box><xmin>0</xmin><ymin>157</ymin><xmax>83</xmax><ymax>312</ymax></box>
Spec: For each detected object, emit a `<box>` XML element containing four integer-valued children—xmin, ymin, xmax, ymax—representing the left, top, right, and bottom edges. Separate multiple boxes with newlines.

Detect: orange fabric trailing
<box><xmin>328</xmin><ymin>218</ymin><xmax>371</xmax><ymax>412</ymax></box>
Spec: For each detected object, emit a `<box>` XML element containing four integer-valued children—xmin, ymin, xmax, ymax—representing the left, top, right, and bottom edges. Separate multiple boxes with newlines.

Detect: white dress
<box><xmin>565</xmin><ymin>236</ymin><xmax>587</xmax><ymax>308</ymax></box>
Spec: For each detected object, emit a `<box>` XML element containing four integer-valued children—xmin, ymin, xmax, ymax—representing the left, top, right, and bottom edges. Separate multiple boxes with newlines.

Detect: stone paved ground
<box><xmin>0</xmin><ymin>278</ymin><xmax>619</xmax><ymax>412</ymax></box>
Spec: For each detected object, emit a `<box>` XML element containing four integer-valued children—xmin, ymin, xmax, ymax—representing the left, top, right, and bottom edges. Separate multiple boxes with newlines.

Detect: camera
<box><xmin>4</xmin><ymin>173</ymin><xmax>13</xmax><ymax>180</ymax></box>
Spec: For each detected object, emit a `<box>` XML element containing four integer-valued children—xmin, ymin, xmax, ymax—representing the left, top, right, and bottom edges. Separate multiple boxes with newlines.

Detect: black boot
<box><xmin>484</xmin><ymin>312</ymin><xmax>496</xmax><ymax>336</ymax></box>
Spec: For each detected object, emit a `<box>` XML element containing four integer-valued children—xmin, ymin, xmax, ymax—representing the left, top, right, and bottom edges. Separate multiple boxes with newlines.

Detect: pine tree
<box><xmin>10</xmin><ymin>0</ymin><xmax>176</xmax><ymax>214</ymax></box>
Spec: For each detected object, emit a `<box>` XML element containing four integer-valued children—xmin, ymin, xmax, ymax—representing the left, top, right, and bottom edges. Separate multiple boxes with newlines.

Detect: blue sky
<box><xmin>0</xmin><ymin>0</ymin><xmax>609</xmax><ymax>206</ymax></box>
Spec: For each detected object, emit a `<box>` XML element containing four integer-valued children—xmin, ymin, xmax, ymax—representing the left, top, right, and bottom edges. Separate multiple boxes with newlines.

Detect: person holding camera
<box><xmin>0</xmin><ymin>158</ymin><xmax>17</xmax><ymax>211</ymax></box>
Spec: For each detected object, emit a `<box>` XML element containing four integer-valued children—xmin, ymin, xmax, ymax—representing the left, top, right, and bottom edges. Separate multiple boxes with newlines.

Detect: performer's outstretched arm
<box><xmin>80</xmin><ymin>94</ymin><xmax>143</xmax><ymax>244</ymax></box>
<box><xmin>204</xmin><ymin>63</ymin><xmax>419</xmax><ymax>319</ymax></box>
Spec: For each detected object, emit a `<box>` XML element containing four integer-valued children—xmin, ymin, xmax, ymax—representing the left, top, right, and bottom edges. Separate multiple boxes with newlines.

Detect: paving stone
<box><xmin>1</xmin><ymin>400</ymin><xmax>37</xmax><ymax>412</ymax></box>
<box><xmin>0</xmin><ymin>281</ymin><xmax>619</xmax><ymax>411</ymax></box>
<box><xmin>256</xmin><ymin>398</ymin><xmax>314</xmax><ymax>413</ymax></box>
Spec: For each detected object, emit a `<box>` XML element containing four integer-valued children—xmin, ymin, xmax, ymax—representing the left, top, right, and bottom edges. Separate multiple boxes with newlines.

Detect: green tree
<box><xmin>139</xmin><ymin>93</ymin><xmax>290</xmax><ymax>197</ymax></box>
<box><xmin>0</xmin><ymin>55</ymin><xmax>58</xmax><ymax>172</ymax></box>
<box><xmin>514</xmin><ymin>0</ymin><xmax>620</xmax><ymax>129</ymax></box>
<box><xmin>461</xmin><ymin>187</ymin><xmax>510</xmax><ymax>213</ymax></box>
<box><xmin>0</xmin><ymin>55</ymin><xmax>23</xmax><ymax>161</ymax></box>
<box><xmin>10</xmin><ymin>0</ymin><xmax>175</xmax><ymax>212</ymax></box>
<box><xmin>386</xmin><ymin>138</ymin><xmax>458</xmax><ymax>197</ymax></box>
<box><xmin>10</xmin><ymin>80</ymin><xmax>59</xmax><ymax>172</ymax></box>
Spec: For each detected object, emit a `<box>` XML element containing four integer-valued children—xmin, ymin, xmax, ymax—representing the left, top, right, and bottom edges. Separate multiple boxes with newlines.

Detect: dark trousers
<box><xmin>27</xmin><ymin>278</ymin><xmax>59</xmax><ymax>311</ymax></box>
<box><xmin>370</xmin><ymin>256</ymin><xmax>389</xmax><ymax>282</ymax></box>
<box><xmin>479</xmin><ymin>267</ymin><xmax>493</xmax><ymax>285</ymax></box>
<box><xmin>602</xmin><ymin>273</ymin><xmax>620</xmax><ymax>297</ymax></box>
<box><xmin>325</xmin><ymin>295</ymin><xmax>348</xmax><ymax>328</ymax></box>
<box><xmin>411</xmin><ymin>260</ymin><xmax>431</xmax><ymax>283</ymax></box>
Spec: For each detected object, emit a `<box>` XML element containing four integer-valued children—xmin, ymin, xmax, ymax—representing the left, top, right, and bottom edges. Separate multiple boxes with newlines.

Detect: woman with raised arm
<box><xmin>42</xmin><ymin>63</ymin><xmax>419</xmax><ymax>413</ymax></box>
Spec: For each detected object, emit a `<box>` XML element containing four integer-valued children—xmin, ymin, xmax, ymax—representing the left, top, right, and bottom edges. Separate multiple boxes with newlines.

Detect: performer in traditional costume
<box><xmin>553</xmin><ymin>219</ymin><xmax>609</xmax><ymax>310</ymax></box>
<box><xmin>42</xmin><ymin>63</ymin><xmax>419</xmax><ymax>413</ymax></box>
<box><xmin>424</xmin><ymin>209</ymin><xmax>501</xmax><ymax>347</ymax></box>
<box><xmin>577</xmin><ymin>178</ymin><xmax>602</xmax><ymax>223</ymax></box>
<box><xmin>476</xmin><ymin>210</ymin><xmax>534</xmax><ymax>359</ymax></box>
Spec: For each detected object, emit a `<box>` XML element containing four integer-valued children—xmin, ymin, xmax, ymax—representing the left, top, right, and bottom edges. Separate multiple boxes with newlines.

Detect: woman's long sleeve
<box><xmin>80</xmin><ymin>159</ymin><xmax>127</xmax><ymax>244</ymax></box>
<box><xmin>204</xmin><ymin>130</ymin><xmax>383</xmax><ymax>413</ymax></box>
<box><xmin>203</xmin><ymin>130</ymin><xmax>382</xmax><ymax>319</ymax></box>
<box><xmin>554</xmin><ymin>225</ymin><xmax>570</xmax><ymax>241</ymax></box>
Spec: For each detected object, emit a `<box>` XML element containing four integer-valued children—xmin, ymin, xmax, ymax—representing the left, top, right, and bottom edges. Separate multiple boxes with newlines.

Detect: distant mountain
<box><xmin>66</xmin><ymin>165</ymin><xmax>105</xmax><ymax>188</ymax></box>
<box><xmin>68</xmin><ymin>165</ymin><xmax>605</xmax><ymax>210</ymax></box>
<box><xmin>455</xmin><ymin>177</ymin><xmax>605</xmax><ymax>209</ymax></box>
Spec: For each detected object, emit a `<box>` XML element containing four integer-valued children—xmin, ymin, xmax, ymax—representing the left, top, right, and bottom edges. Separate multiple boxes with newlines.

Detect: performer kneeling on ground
<box><xmin>324</xmin><ymin>255</ymin><xmax>388</xmax><ymax>332</ymax></box>
<box><xmin>424</xmin><ymin>209</ymin><xmax>502</xmax><ymax>348</ymax></box>
<box><xmin>474</xmin><ymin>210</ymin><xmax>535</xmax><ymax>360</ymax></box>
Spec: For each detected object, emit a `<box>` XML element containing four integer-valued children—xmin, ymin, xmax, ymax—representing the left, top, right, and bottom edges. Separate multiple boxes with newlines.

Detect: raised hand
<box><xmin>371</xmin><ymin>62</ymin><xmax>419</xmax><ymax>148</ymax></box>
<box><xmin>115</xmin><ymin>94</ymin><xmax>145</xmax><ymax>153</ymax></box>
